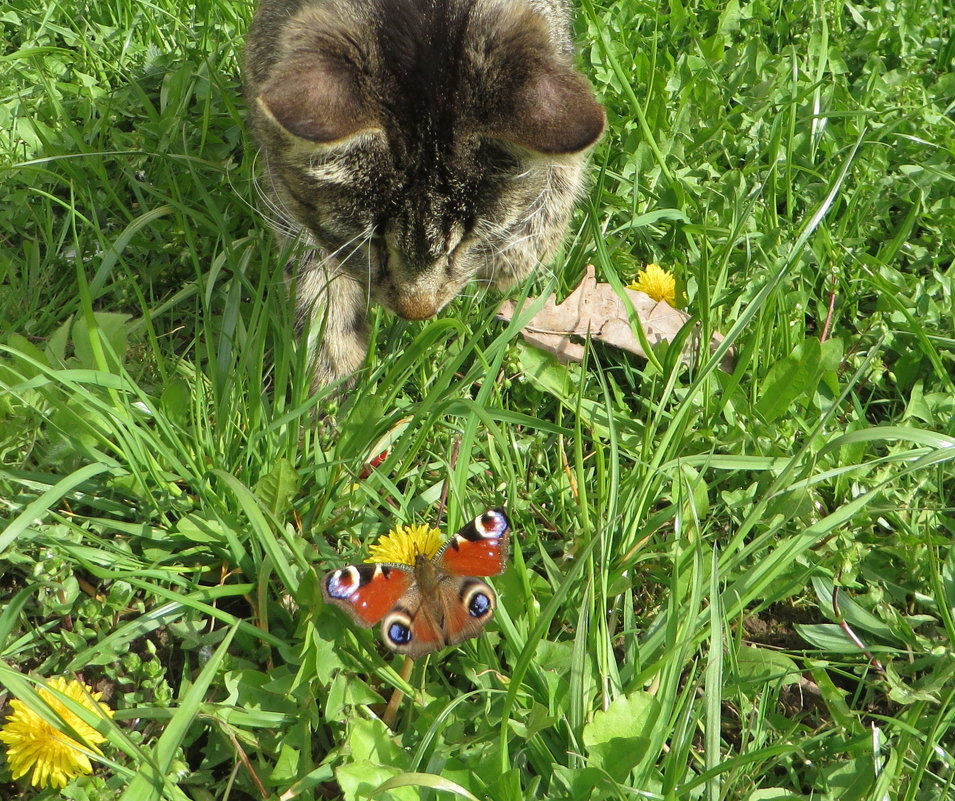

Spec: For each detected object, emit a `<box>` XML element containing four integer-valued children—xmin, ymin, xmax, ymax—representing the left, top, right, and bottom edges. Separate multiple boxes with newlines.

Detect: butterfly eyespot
<box><xmin>381</xmin><ymin>608</ymin><xmax>415</xmax><ymax>649</ymax></box>
<box><xmin>324</xmin><ymin>566</ymin><xmax>362</xmax><ymax>599</ymax></box>
<box><xmin>461</xmin><ymin>580</ymin><xmax>496</xmax><ymax>620</ymax></box>
<box><xmin>387</xmin><ymin>620</ymin><xmax>413</xmax><ymax>646</ymax></box>
<box><xmin>477</xmin><ymin>508</ymin><xmax>508</xmax><ymax>537</ymax></box>
<box><xmin>468</xmin><ymin>591</ymin><xmax>492</xmax><ymax>619</ymax></box>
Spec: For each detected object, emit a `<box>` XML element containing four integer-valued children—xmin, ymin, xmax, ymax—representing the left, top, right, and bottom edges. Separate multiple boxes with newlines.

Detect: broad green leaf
<box><xmin>346</xmin><ymin>715</ymin><xmax>405</xmax><ymax>766</ymax></box>
<box><xmin>810</xmin><ymin>576</ymin><xmax>898</xmax><ymax>643</ymax></box>
<box><xmin>338</xmin><ymin>393</ymin><xmax>386</xmax><ymax>457</ymax></box>
<box><xmin>819</xmin><ymin>755</ymin><xmax>877</xmax><ymax>801</ymax></box>
<box><xmin>160</xmin><ymin>377</ymin><xmax>191</xmax><ymax>424</ymax></box>
<box><xmin>744</xmin><ymin>789</ymin><xmax>806</xmax><ymax>800</ymax></box>
<box><xmin>372</xmin><ymin>772</ymin><xmax>481</xmax><ymax>800</ymax></box>
<box><xmin>819</xmin><ymin>337</ymin><xmax>844</xmax><ymax>372</ymax></box>
<box><xmin>337</xmin><ymin>763</ymin><xmax>417</xmax><ymax>801</ymax></box>
<box><xmin>550</xmin><ymin>765</ymin><xmax>611</xmax><ymax>801</ymax></box>
<box><xmin>733</xmin><ymin>644</ymin><xmax>801</xmax><ymax>686</ymax></box>
<box><xmin>583</xmin><ymin>691</ymin><xmax>660</xmax><ymax>781</ymax></box>
<box><xmin>4</xmin><ymin>334</ymin><xmax>51</xmax><ymax>377</ymax></box>
<box><xmin>255</xmin><ymin>457</ymin><xmax>301</xmax><ymax>518</ymax></box>
<box><xmin>72</xmin><ymin>312</ymin><xmax>131</xmax><ymax>369</ymax></box>
<box><xmin>794</xmin><ymin>622</ymin><xmax>895</xmax><ymax>661</ymax></box>
<box><xmin>754</xmin><ymin>337</ymin><xmax>822</xmax><ymax>421</ymax></box>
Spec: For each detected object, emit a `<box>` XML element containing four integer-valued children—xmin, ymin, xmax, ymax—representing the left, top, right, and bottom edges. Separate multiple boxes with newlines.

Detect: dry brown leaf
<box><xmin>498</xmin><ymin>265</ymin><xmax>735</xmax><ymax>371</ymax></box>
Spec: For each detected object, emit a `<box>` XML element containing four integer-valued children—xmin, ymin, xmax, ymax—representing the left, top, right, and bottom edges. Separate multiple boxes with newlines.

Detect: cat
<box><xmin>245</xmin><ymin>0</ymin><xmax>604</xmax><ymax>388</ymax></box>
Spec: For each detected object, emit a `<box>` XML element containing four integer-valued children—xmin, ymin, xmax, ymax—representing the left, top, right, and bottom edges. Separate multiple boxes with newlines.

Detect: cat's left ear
<box><xmin>503</xmin><ymin>64</ymin><xmax>606</xmax><ymax>155</ymax></box>
<box><xmin>475</xmin><ymin>11</ymin><xmax>605</xmax><ymax>156</ymax></box>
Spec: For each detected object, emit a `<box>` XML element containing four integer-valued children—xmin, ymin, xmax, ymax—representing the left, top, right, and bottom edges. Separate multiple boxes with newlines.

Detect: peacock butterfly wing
<box><xmin>321</xmin><ymin>563</ymin><xmax>413</xmax><ymax>627</ymax></box>
<box><xmin>434</xmin><ymin>508</ymin><xmax>510</xmax><ymax>578</ymax></box>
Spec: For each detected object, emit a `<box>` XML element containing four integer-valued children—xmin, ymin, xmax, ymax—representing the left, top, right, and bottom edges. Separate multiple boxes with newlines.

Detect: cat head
<box><xmin>248</xmin><ymin>0</ymin><xmax>605</xmax><ymax>320</ymax></box>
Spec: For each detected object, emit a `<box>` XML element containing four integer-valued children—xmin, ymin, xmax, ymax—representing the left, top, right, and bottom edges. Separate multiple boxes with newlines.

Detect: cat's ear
<box><xmin>476</xmin><ymin>12</ymin><xmax>605</xmax><ymax>156</ymax></box>
<box><xmin>256</xmin><ymin>60</ymin><xmax>374</xmax><ymax>144</ymax></box>
<box><xmin>499</xmin><ymin>64</ymin><xmax>606</xmax><ymax>155</ymax></box>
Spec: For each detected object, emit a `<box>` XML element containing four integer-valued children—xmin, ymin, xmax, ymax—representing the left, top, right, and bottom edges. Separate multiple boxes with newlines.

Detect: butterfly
<box><xmin>321</xmin><ymin>509</ymin><xmax>510</xmax><ymax>658</ymax></box>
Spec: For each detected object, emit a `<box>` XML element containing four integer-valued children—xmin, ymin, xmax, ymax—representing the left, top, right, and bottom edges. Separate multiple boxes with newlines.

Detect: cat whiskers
<box><xmin>471</xmin><ymin>218</ymin><xmax>524</xmax><ymax>284</ymax></box>
<box><xmin>363</xmin><ymin>232</ymin><xmax>378</xmax><ymax>315</ymax></box>
<box><xmin>301</xmin><ymin>226</ymin><xmax>376</xmax><ymax>318</ymax></box>
<box><xmin>249</xmin><ymin>154</ymin><xmax>300</xmax><ymax>239</ymax></box>
<box><xmin>312</xmin><ymin>227</ymin><xmax>375</xmax><ymax>281</ymax></box>
<box><xmin>230</xmin><ymin>149</ymin><xmax>281</xmax><ymax>225</ymax></box>
<box><xmin>480</xmin><ymin>163</ymin><xmax>571</xmax><ymax>284</ymax></box>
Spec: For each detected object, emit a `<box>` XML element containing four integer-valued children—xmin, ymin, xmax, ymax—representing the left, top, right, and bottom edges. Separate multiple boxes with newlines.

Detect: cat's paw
<box><xmin>311</xmin><ymin>336</ymin><xmax>367</xmax><ymax>391</ymax></box>
<box><xmin>491</xmin><ymin>274</ymin><xmax>520</xmax><ymax>292</ymax></box>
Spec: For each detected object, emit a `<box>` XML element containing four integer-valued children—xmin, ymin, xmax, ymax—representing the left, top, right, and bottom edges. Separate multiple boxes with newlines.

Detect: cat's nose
<box><xmin>394</xmin><ymin>293</ymin><xmax>439</xmax><ymax>320</ymax></box>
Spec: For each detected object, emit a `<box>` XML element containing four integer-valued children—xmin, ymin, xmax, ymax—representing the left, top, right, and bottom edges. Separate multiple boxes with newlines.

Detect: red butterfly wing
<box><xmin>434</xmin><ymin>508</ymin><xmax>510</xmax><ymax>577</ymax></box>
<box><xmin>322</xmin><ymin>563</ymin><xmax>413</xmax><ymax>626</ymax></box>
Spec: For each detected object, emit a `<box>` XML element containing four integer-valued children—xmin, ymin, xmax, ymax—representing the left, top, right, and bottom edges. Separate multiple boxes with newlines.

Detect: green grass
<box><xmin>1</xmin><ymin>0</ymin><xmax>954</xmax><ymax>798</ymax></box>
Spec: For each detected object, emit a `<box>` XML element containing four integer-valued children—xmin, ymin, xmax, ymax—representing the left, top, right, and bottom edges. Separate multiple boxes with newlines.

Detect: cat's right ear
<box><xmin>256</xmin><ymin>61</ymin><xmax>374</xmax><ymax>144</ymax></box>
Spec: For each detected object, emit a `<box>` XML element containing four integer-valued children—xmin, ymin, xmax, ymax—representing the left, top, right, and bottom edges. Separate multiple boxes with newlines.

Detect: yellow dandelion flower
<box><xmin>627</xmin><ymin>263</ymin><xmax>677</xmax><ymax>306</ymax></box>
<box><xmin>365</xmin><ymin>523</ymin><xmax>444</xmax><ymax>566</ymax></box>
<box><xmin>0</xmin><ymin>676</ymin><xmax>113</xmax><ymax>789</ymax></box>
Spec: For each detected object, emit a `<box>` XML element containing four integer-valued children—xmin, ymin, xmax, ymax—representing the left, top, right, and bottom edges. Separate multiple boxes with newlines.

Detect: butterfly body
<box><xmin>322</xmin><ymin>509</ymin><xmax>510</xmax><ymax>658</ymax></box>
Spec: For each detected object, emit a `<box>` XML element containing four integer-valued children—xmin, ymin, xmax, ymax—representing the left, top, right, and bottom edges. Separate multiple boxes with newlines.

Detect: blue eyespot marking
<box><xmin>388</xmin><ymin>622</ymin><xmax>413</xmax><ymax>645</ymax></box>
<box><xmin>468</xmin><ymin>592</ymin><xmax>492</xmax><ymax>618</ymax></box>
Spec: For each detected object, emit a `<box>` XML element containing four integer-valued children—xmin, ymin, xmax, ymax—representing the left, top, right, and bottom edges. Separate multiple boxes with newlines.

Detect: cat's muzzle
<box><xmin>393</xmin><ymin>292</ymin><xmax>441</xmax><ymax>321</ymax></box>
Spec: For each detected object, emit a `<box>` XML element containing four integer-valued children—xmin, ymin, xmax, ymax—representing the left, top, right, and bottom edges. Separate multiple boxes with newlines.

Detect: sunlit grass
<box><xmin>1</xmin><ymin>0</ymin><xmax>954</xmax><ymax>798</ymax></box>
